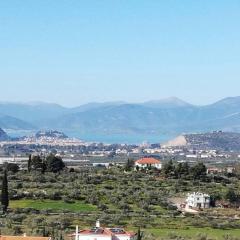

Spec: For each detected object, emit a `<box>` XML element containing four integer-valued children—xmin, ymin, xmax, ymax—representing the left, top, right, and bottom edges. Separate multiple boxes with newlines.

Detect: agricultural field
<box><xmin>147</xmin><ymin>227</ymin><xmax>240</xmax><ymax>239</ymax></box>
<box><xmin>1</xmin><ymin>162</ymin><xmax>240</xmax><ymax>239</ymax></box>
<box><xmin>9</xmin><ymin>200</ymin><xmax>97</xmax><ymax>212</ymax></box>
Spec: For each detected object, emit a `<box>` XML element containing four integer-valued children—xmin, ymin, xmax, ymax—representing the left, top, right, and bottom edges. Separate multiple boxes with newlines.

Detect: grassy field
<box><xmin>147</xmin><ymin>227</ymin><xmax>240</xmax><ymax>239</ymax></box>
<box><xmin>10</xmin><ymin>199</ymin><xmax>97</xmax><ymax>212</ymax></box>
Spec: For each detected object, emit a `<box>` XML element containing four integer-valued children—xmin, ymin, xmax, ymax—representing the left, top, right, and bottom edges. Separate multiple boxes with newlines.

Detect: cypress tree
<box><xmin>59</xmin><ymin>231</ymin><xmax>64</xmax><ymax>240</ymax></box>
<box><xmin>28</xmin><ymin>154</ymin><xmax>32</xmax><ymax>172</ymax></box>
<box><xmin>136</xmin><ymin>227</ymin><xmax>143</xmax><ymax>240</ymax></box>
<box><xmin>1</xmin><ymin>169</ymin><xmax>9</xmax><ymax>213</ymax></box>
<box><xmin>125</xmin><ymin>159</ymin><xmax>134</xmax><ymax>171</ymax></box>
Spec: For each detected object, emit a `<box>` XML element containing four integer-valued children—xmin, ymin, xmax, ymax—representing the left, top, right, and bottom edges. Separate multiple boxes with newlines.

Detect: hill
<box><xmin>184</xmin><ymin>131</ymin><xmax>240</xmax><ymax>151</ymax></box>
<box><xmin>35</xmin><ymin>130</ymin><xmax>68</xmax><ymax>139</ymax></box>
<box><xmin>164</xmin><ymin>131</ymin><xmax>240</xmax><ymax>151</ymax></box>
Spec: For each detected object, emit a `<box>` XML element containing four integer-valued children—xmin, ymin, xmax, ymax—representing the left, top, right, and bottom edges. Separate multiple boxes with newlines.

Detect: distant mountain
<box><xmin>0</xmin><ymin>114</ymin><xmax>35</xmax><ymax>130</ymax></box>
<box><xmin>142</xmin><ymin>97</ymin><xmax>192</xmax><ymax>108</ymax></box>
<box><xmin>0</xmin><ymin>101</ymin><xmax>126</xmax><ymax>124</ymax></box>
<box><xmin>49</xmin><ymin>103</ymin><xmax>195</xmax><ymax>135</ymax></box>
<box><xmin>70</xmin><ymin>101</ymin><xmax>126</xmax><ymax>113</ymax></box>
<box><xmin>2</xmin><ymin>97</ymin><xmax>240</xmax><ymax>143</ymax></box>
<box><xmin>0</xmin><ymin>128</ymin><xmax>8</xmax><ymax>141</ymax></box>
<box><xmin>0</xmin><ymin>102</ymin><xmax>67</xmax><ymax>125</ymax></box>
<box><xmin>211</xmin><ymin>96</ymin><xmax>240</xmax><ymax>108</ymax></box>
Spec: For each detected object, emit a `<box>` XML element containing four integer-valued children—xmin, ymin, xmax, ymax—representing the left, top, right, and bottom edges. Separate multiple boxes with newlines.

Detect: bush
<box><xmin>4</xmin><ymin>163</ymin><xmax>19</xmax><ymax>173</ymax></box>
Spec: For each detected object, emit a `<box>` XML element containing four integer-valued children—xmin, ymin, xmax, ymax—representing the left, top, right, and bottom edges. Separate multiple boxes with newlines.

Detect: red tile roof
<box><xmin>71</xmin><ymin>228</ymin><xmax>136</xmax><ymax>237</ymax></box>
<box><xmin>75</xmin><ymin>229</ymin><xmax>112</xmax><ymax>236</ymax></box>
<box><xmin>135</xmin><ymin>157</ymin><xmax>161</xmax><ymax>164</ymax></box>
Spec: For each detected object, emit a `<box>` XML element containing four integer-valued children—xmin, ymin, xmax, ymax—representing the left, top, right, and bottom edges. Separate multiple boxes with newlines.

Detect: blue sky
<box><xmin>0</xmin><ymin>0</ymin><xmax>240</xmax><ymax>106</ymax></box>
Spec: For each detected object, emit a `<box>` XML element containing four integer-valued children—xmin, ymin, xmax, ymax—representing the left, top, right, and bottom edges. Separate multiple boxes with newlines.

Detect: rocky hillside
<box><xmin>165</xmin><ymin>131</ymin><xmax>240</xmax><ymax>151</ymax></box>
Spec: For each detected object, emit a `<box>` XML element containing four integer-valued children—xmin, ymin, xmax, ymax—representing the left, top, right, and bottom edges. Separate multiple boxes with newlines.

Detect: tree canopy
<box><xmin>45</xmin><ymin>154</ymin><xmax>65</xmax><ymax>173</ymax></box>
<box><xmin>28</xmin><ymin>154</ymin><xmax>65</xmax><ymax>173</ymax></box>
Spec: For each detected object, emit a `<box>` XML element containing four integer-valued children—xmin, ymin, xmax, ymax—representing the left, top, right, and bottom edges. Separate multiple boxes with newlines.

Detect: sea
<box><xmin>65</xmin><ymin>133</ymin><xmax>176</xmax><ymax>144</ymax></box>
<box><xmin>5</xmin><ymin>129</ymin><xmax>176</xmax><ymax>145</ymax></box>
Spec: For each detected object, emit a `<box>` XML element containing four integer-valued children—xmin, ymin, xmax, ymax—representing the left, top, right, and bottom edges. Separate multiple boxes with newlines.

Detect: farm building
<box><xmin>72</xmin><ymin>221</ymin><xmax>136</xmax><ymax>240</ymax></box>
<box><xmin>186</xmin><ymin>192</ymin><xmax>210</xmax><ymax>209</ymax></box>
<box><xmin>135</xmin><ymin>157</ymin><xmax>162</xmax><ymax>170</ymax></box>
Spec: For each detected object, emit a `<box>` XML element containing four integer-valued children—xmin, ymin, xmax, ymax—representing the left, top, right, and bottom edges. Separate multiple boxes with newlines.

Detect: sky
<box><xmin>0</xmin><ymin>0</ymin><xmax>240</xmax><ymax>107</ymax></box>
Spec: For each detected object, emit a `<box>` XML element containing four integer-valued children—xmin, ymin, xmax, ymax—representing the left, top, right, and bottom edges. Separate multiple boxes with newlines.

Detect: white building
<box><xmin>73</xmin><ymin>221</ymin><xmax>136</xmax><ymax>240</ymax></box>
<box><xmin>135</xmin><ymin>157</ymin><xmax>162</xmax><ymax>170</ymax></box>
<box><xmin>186</xmin><ymin>192</ymin><xmax>210</xmax><ymax>209</ymax></box>
<box><xmin>186</xmin><ymin>154</ymin><xmax>198</xmax><ymax>159</ymax></box>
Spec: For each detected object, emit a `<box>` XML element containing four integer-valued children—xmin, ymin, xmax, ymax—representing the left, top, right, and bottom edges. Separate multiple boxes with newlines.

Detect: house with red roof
<box><xmin>72</xmin><ymin>221</ymin><xmax>136</xmax><ymax>240</ymax></box>
<box><xmin>135</xmin><ymin>157</ymin><xmax>162</xmax><ymax>170</ymax></box>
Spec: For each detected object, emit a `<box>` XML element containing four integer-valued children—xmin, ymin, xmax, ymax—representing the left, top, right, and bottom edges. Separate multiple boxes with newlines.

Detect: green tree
<box><xmin>136</xmin><ymin>227</ymin><xmax>143</xmax><ymax>240</ymax></box>
<box><xmin>13</xmin><ymin>226</ymin><xmax>22</xmax><ymax>235</ymax></box>
<box><xmin>191</xmin><ymin>162</ymin><xmax>207</xmax><ymax>179</ymax></box>
<box><xmin>226</xmin><ymin>189</ymin><xmax>238</xmax><ymax>204</ymax></box>
<box><xmin>182</xmin><ymin>162</ymin><xmax>190</xmax><ymax>175</ymax></box>
<box><xmin>1</xmin><ymin>169</ymin><xmax>9</xmax><ymax>213</ymax></box>
<box><xmin>28</xmin><ymin>154</ymin><xmax>32</xmax><ymax>172</ymax></box>
<box><xmin>46</xmin><ymin>154</ymin><xmax>65</xmax><ymax>173</ymax></box>
<box><xmin>163</xmin><ymin>160</ymin><xmax>175</xmax><ymax>177</ymax></box>
<box><xmin>4</xmin><ymin>163</ymin><xmax>19</xmax><ymax>173</ymax></box>
<box><xmin>125</xmin><ymin>159</ymin><xmax>134</xmax><ymax>171</ymax></box>
<box><xmin>31</xmin><ymin>155</ymin><xmax>45</xmax><ymax>172</ymax></box>
<box><xmin>59</xmin><ymin>231</ymin><xmax>64</xmax><ymax>240</ymax></box>
<box><xmin>175</xmin><ymin>162</ymin><xmax>190</xmax><ymax>178</ymax></box>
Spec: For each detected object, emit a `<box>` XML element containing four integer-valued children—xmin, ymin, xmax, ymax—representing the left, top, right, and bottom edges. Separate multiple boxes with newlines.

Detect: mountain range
<box><xmin>1</xmin><ymin>97</ymin><xmax>240</xmax><ymax>143</ymax></box>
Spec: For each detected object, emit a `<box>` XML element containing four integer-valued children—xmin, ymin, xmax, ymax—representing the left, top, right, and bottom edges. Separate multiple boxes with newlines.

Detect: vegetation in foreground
<box><xmin>1</xmin><ymin>156</ymin><xmax>240</xmax><ymax>239</ymax></box>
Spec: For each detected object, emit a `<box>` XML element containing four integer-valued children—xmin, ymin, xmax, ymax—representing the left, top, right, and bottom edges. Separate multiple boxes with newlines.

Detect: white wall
<box><xmin>78</xmin><ymin>235</ymin><xmax>112</xmax><ymax>240</ymax></box>
<box><xmin>113</xmin><ymin>235</ymin><xmax>134</xmax><ymax>240</ymax></box>
<box><xmin>135</xmin><ymin>163</ymin><xmax>162</xmax><ymax>169</ymax></box>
